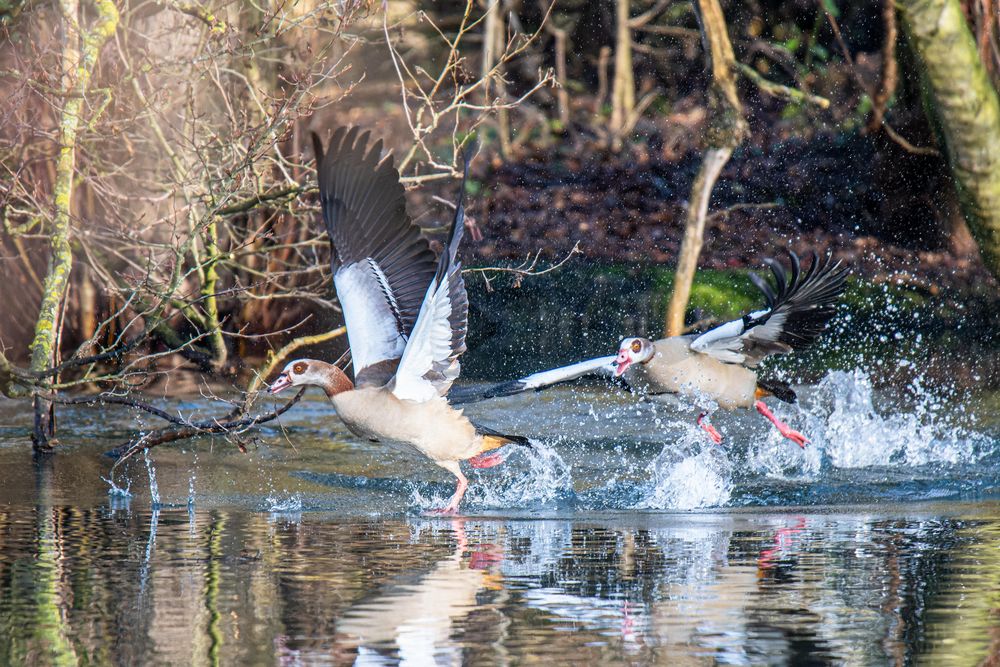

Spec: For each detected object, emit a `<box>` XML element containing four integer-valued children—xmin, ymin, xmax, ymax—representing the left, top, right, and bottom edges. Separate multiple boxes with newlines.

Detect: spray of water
<box><xmin>144</xmin><ymin>449</ymin><xmax>161</xmax><ymax>509</ymax></box>
<box><xmin>472</xmin><ymin>438</ymin><xmax>574</xmax><ymax>508</ymax></box>
<box><xmin>264</xmin><ymin>491</ymin><xmax>303</xmax><ymax>513</ymax></box>
<box><xmin>629</xmin><ymin>369</ymin><xmax>989</xmax><ymax>509</ymax></box>
<box><xmin>797</xmin><ymin>370</ymin><xmax>987</xmax><ymax>468</ymax></box>
<box><xmin>636</xmin><ymin>424</ymin><xmax>734</xmax><ymax>510</ymax></box>
<box><xmin>413</xmin><ymin>439</ymin><xmax>574</xmax><ymax>512</ymax></box>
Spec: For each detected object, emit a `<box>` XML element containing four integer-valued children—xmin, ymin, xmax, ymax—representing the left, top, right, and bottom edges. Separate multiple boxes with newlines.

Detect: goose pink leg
<box><xmin>755</xmin><ymin>400</ymin><xmax>809</xmax><ymax>448</ymax></box>
<box><xmin>427</xmin><ymin>466</ymin><xmax>468</xmax><ymax>516</ymax></box>
<box><xmin>696</xmin><ymin>413</ymin><xmax>723</xmax><ymax>445</ymax></box>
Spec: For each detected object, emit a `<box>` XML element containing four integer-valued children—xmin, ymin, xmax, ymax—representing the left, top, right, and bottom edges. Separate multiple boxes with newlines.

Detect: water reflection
<box><xmin>1</xmin><ymin>492</ymin><xmax>999</xmax><ymax>664</ymax></box>
<box><xmin>333</xmin><ymin>519</ymin><xmax>502</xmax><ymax>664</ymax></box>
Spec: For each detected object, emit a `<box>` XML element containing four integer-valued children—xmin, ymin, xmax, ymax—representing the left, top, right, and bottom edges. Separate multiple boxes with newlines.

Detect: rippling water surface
<box><xmin>1</xmin><ymin>371</ymin><xmax>999</xmax><ymax>664</ymax></box>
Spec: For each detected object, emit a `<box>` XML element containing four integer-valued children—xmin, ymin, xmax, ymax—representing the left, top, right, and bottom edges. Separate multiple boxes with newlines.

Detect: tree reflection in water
<box><xmin>0</xmin><ymin>469</ymin><xmax>996</xmax><ymax>664</ymax></box>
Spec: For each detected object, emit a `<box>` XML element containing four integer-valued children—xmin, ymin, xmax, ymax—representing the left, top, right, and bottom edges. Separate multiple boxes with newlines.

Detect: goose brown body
<box><xmin>332</xmin><ymin>387</ymin><xmax>482</xmax><ymax>463</ymax></box>
<box><xmin>624</xmin><ymin>337</ymin><xmax>758</xmax><ymax>409</ymax></box>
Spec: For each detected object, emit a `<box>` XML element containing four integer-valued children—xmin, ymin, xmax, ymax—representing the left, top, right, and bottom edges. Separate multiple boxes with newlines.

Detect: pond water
<box><xmin>1</xmin><ymin>370</ymin><xmax>999</xmax><ymax>664</ymax></box>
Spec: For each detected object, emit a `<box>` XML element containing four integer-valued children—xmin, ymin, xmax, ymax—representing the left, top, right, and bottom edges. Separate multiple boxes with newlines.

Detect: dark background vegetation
<box><xmin>1</xmin><ymin>0</ymin><xmax>999</xmax><ymax>452</ymax></box>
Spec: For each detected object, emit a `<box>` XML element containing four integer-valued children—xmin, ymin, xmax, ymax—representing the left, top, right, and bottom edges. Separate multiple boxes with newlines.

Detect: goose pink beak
<box><xmin>269</xmin><ymin>373</ymin><xmax>292</xmax><ymax>395</ymax></box>
<box><xmin>614</xmin><ymin>350</ymin><xmax>631</xmax><ymax>377</ymax></box>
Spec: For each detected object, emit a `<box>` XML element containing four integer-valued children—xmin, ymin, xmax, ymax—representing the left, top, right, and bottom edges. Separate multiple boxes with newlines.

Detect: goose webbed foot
<box><xmin>755</xmin><ymin>400</ymin><xmax>809</xmax><ymax>448</ymax></box>
<box><xmin>468</xmin><ymin>452</ymin><xmax>505</xmax><ymax>469</ymax></box>
<box><xmin>696</xmin><ymin>412</ymin><xmax>724</xmax><ymax>445</ymax></box>
<box><xmin>426</xmin><ymin>464</ymin><xmax>468</xmax><ymax>516</ymax></box>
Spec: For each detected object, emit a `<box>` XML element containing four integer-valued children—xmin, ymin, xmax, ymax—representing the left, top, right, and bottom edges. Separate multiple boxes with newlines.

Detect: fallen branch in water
<box><xmin>99</xmin><ymin>387</ymin><xmax>307</xmax><ymax>465</ymax></box>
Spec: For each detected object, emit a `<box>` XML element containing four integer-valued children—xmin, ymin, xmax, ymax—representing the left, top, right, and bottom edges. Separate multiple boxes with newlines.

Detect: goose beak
<box><xmin>269</xmin><ymin>373</ymin><xmax>292</xmax><ymax>395</ymax></box>
<box><xmin>614</xmin><ymin>350</ymin><xmax>631</xmax><ymax>378</ymax></box>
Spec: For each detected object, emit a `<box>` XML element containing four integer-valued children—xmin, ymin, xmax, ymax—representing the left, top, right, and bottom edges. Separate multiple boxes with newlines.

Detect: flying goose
<box><xmin>454</xmin><ymin>253</ymin><xmax>848</xmax><ymax>447</ymax></box>
<box><xmin>269</xmin><ymin>127</ymin><xmax>528</xmax><ymax>515</ymax></box>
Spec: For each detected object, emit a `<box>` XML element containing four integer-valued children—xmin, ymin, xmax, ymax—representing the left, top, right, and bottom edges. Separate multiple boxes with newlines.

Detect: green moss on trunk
<box><xmin>28</xmin><ymin>0</ymin><xmax>118</xmax><ymax>447</ymax></box>
<box><xmin>899</xmin><ymin>0</ymin><xmax>1000</xmax><ymax>279</ymax></box>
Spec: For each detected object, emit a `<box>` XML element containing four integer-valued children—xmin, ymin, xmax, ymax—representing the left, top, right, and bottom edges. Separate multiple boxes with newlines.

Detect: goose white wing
<box><xmin>391</xmin><ymin>162</ymin><xmax>470</xmax><ymax>403</ymax></box>
<box><xmin>516</xmin><ymin>355</ymin><xmax>617</xmax><ymax>389</ymax></box>
<box><xmin>314</xmin><ymin>127</ymin><xmax>439</xmax><ymax>387</ymax></box>
<box><xmin>690</xmin><ymin>252</ymin><xmax>849</xmax><ymax>367</ymax></box>
<box><xmin>447</xmin><ymin>355</ymin><xmax>617</xmax><ymax>404</ymax></box>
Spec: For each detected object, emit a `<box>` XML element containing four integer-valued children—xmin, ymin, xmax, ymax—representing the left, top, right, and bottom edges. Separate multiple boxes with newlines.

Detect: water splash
<box><xmin>144</xmin><ymin>449</ymin><xmax>161</xmax><ymax>509</ymax></box>
<box><xmin>637</xmin><ymin>431</ymin><xmax>733</xmax><ymax>510</ymax></box>
<box><xmin>103</xmin><ymin>475</ymin><xmax>132</xmax><ymax>511</ymax></box>
<box><xmin>264</xmin><ymin>491</ymin><xmax>303</xmax><ymax>513</ymax></box>
<box><xmin>412</xmin><ymin>439</ymin><xmax>574</xmax><ymax>512</ymax></box>
<box><xmin>798</xmin><ymin>370</ymin><xmax>987</xmax><ymax>468</ymax></box>
<box><xmin>103</xmin><ymin>476</ymin><xmax>132</xmax><ymax>497</ymax></box>
<box><xmin>467</xmin><ymin>438</ymin><xmax>574</xmax><ymax>509</ymax></box>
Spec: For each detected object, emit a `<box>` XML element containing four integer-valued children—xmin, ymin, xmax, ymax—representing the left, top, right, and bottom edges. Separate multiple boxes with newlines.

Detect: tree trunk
<box><xmin>664</xmin><ymin>0</ymin><xmax>747</xmax><ymax>336</ymax></box>
<box><xmin>898</xmin><ymin>0</ymin><xmax>1000</xmax><ymax>280</ymax></box>
<box><xmin>609</xmin><ymin>0</ymin><xmax>635</xmax><ymax>148</ymax></box>
<box><xmin>30</xmin><ymin>0</ymin><xmax>119</xmax><ymax>450</ymax></box>
<box><xmin>483</xmin><ymin>0</ymin><xmax>511</xmax><ymax>157</ymax></box>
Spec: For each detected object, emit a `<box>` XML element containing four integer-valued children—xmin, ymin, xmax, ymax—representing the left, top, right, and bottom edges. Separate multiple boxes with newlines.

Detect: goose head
<box><xmin>269</xmin><ymin>359</ymin><xmax>353</xmax><ymax>397</ymax></box>
<box><xmin>614</xmin><ymin>337</ymin><xmax>654</xmax><ymax>377</ymax></box>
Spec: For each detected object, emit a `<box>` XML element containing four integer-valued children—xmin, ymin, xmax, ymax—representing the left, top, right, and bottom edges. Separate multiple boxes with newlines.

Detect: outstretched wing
<box><xmin>447</xmin><ymin>355</ymin><xmax>618</xmax><ymax>405</ymax></box>
<box><xmin>313</xmin><ymin>128</ymin><xmax>438</xmax><ymax>387</ymax></box>
<box><xmin>690</xmin><ymin>252</ymin><xmax>849</xmax><ymax>367</ymax></box>
<box><xmin>390</xmin><ymin>154</ymin><xmax>472</xmax><ymax>402</ymax></box>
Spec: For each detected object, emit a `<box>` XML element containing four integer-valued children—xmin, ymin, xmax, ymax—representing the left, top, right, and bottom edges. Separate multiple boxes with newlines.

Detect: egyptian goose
<box><xmin>269</xmin><ymin>127</ymin><xmax>528</xmax><ymax>515</ymax></box>
<box><xmin>456</xmin><ymin>253</ymin><xmax>848</xmax><ymax>447</ymax></box>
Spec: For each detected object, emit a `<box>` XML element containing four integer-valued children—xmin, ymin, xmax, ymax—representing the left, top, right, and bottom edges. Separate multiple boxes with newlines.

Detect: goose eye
<box><xmin>292</xmin><ymin>362</ymin><xmax>307</xmax><ymax>374</ymax></box>
<box><xmin>631</xmin><ymin>341</ymin><xmax>641</xmax><ymax>353</ymax></box>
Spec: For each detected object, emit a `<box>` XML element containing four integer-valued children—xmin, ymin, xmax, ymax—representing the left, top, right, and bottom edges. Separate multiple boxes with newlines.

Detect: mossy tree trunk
<box><xmin>899</xmin><ymin>0</ymin><xmax>1000</xmax><ymax>280</ymax></box>
<box><xmin>664</xmin><ymin>0</ymin><xmax>747</xmax><ymax>337</ymax></box>
<box><xmin>30</xmin><ymin>0</ymin><xmax>119</xmax><ymax>450</ymax></box>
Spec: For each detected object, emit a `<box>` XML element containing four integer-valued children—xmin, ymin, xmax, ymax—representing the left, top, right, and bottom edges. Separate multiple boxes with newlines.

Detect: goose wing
<box><xmin>313</xmin><ymin>127</ymin><xmax>438</xmax><ymax>387</ymax></box>
<box><xmin>447</xmin><ymin>355</ymin><xmax>618</xmax><ymax>404</ymax></box>
<box><xmin>689</xmin><ymin>252</ymin><xmax>849</xmax><ymax>367</ymax></box>
<box><xmin>390</xmin><ymin>154</ymin><xmax>472</xmax><ymax>402</ymax></box>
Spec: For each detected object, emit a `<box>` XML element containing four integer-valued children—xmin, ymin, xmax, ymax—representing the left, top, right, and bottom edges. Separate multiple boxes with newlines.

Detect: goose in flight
<box><xmin>453</xmin><ymin>253</ymin><xmax>848</xmax><ymax>447</ymax></box>
<box><xmin>269</xmin><ymin>127</ymin><xmax>528</xmax><ymax>515</ymax></box>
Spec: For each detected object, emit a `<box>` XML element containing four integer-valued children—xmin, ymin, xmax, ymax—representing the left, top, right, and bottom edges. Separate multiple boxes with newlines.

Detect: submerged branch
<box><xmin>105</xmin><ymin>388</ymin><xmax>306</xmax><ymax>464</ymax></box>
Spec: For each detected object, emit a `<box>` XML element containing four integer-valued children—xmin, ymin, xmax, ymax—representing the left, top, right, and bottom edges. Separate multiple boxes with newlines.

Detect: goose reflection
<box><xmin>334</xmin><ymin>518</ymin><xmax>502</xmax><ymax>663</ymax></box>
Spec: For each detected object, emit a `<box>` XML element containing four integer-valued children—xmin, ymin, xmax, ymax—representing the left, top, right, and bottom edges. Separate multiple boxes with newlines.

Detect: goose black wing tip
<box><xmin>448</xmin><ymin>379</ymin><xmax>527</xmax><ymax>405</ymax></box>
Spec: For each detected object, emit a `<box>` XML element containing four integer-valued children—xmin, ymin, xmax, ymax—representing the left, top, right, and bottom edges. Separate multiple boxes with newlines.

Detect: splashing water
<box><xmin>103</xmin><ymin>475</ymin><xmax>132</xmax><ymax>511</ymax></box>
<box><xmin>264</xmin><ymin>491</ymin><xmax>303</xmax><ymax>513</ymax></box>
<box><xmin>414</xmin><ymin>439</ymin><xmax>574</xmax><ymax>512</ymax></box>
<box><xmin>474</xmin><ymin>438</ymin><xmax>574</xmax><ymax>508</ymax></box>
<box><xmin>636</xmin><ymin>429</ymin><xmax>733</xmax><ymax>510</ymax></box>
<box><xmin>589</xmin><ymin>369</ymin><xmax>991</xmax><ymax>509</ymax></box>
<box><xmin>144</xmin><ymin>449</ymin><xmax>161</xmax><ymax>509</ymax></box>
<box><xmin>798</xmin><ymin>370</ymin><xmax>987</xmax><ymax>468</ymax></box>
